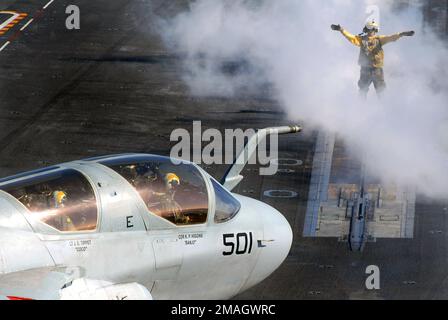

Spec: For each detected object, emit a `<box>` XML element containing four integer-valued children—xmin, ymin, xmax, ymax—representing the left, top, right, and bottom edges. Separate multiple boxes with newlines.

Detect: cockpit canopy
<box><xmin>0</xmin><ymin>154</ymin><xmax>241</xmax><ymax>233</ymax></box>
<box><xmin>0</xmin><ymin>169</ymin><xmax>98</xmax><ymax>232</ymax></box>
<box><xmin>99</xmin><ymin>155</ymin><xmax>209</xmax><ymax>226</ymax></box>
<box><xmin>211</xmin><ymin>179</ymin><xmax>241</xmax><ymax>223</ymax></box>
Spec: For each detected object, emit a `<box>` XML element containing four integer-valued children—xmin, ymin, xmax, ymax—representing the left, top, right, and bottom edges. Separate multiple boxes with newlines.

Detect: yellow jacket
<box><xmin>340</xmin><ymin>29</ymin><xmax>402</xmax><ymax>68</ymax></box>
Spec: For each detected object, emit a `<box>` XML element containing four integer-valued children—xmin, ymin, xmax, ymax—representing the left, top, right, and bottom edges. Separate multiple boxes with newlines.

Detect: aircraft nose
<box><xmin>260</xmin><ymin>205</ymin><xmax>293</xmax><ymax>269</ymax></box>
<box><xmin>240</xmin><ymin>201</ymin><xmax>293</xmax><ymax>292</ymax></box>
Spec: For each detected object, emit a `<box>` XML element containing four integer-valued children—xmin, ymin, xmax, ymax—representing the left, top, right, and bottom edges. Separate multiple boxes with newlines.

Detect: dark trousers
<box><xmin>358</xmin><ymin>67</ymin><xmax>386</xmax><ymax>98</ymax></box>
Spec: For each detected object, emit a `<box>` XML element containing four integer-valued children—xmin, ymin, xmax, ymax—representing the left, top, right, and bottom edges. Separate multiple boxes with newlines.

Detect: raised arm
<box><xmin>380</xmin><ymin>30</ymin><xmax>415</xmax><ymax>45</ymax></box>
<box><xmin>379</xmin><ymin>33</ymin><xmax>401</xmax><ymax>45</ymax></box>
<box><xmin>331</xmin><ymin>24</ymin><xmax>361</xmax><ymax>47</ymax></box>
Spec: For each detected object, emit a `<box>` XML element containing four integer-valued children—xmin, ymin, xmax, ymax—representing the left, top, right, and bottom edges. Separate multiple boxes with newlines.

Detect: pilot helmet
<box><xmin>53</xmin><ymin>190</ymin><xmax>67</xmax><ymax>207</ymax></box>
<box><xmin>165</xmin><ymin>173</ymin><xmax>180</xmax><ymax>189</ymax></box>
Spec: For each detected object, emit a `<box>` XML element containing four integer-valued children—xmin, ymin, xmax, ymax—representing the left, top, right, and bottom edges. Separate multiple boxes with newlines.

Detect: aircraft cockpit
<box><xmin>99</xmin><ymin>155</ymin><xmax>210</xmax><ymax>226</ymax></box>
<box><xmin>0</xmin><ymin>154</ymin><xmax>242</xmax><ymax>234</ymax></box>
<box><xmin>0</xmin><ymin>169</ymin><xmax>98</xmax><ymax>232</ymax></box>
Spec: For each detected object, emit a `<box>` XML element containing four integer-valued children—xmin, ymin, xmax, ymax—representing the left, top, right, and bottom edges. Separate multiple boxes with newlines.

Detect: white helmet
<box><xmin>364</xmin><ymin>20</ymin><xmax>379</xmax><ymax>33</ymax></box>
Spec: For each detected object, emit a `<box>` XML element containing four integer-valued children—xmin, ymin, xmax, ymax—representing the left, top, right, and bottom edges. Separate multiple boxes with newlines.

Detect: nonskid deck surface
<box><xmin>0</xmin><ymin>0</ymin><xmax>447</xmax><ymax>299</ymax></box>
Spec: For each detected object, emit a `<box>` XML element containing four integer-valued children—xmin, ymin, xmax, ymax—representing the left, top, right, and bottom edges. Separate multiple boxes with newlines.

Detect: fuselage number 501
<box><xmin>222</xmin><ymin>232</ymin><xmax>253</xmax><ymax>256</ymax></box>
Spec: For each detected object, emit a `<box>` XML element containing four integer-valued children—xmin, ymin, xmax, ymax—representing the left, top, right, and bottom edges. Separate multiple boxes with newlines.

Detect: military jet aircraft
<box><xmin>0</xmin><ymin>125</ymin><xmax>300</xmax><ymax>300</ymax></box>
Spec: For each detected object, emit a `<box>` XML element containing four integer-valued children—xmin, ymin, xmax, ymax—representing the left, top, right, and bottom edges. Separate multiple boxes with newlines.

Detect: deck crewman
<box><xmin>331</xmin><ymin>20</ymin><xmax>414</xmax><ymax>98</ymax></box>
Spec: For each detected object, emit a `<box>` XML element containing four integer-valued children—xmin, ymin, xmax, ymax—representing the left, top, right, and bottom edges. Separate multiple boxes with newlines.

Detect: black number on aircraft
<box><xmin>222</xmin><ymin>232</ymin><xmax>253</xmax><ymax>256</ymax></box>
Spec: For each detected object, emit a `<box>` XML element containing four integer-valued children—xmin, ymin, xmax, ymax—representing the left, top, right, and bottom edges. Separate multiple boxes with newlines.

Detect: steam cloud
<box><xmin>157</xmin><ymin>0</ymin><xmax>448</xmax><ymax>197</ymax></box>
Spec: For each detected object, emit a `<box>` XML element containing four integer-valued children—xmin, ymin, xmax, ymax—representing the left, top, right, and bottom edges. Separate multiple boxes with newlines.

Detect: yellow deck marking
<box><xmin>0</xmin><ymin>11</ymin><xmax>28</xmax><ymax>36</ymax></box>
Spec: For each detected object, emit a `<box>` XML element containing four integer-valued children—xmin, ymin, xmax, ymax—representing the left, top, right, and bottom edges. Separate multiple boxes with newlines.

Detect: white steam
<box><xmin>157</xmin><ymin>0</ymin><xmax>448</xmax><ymax>197</ymax></box>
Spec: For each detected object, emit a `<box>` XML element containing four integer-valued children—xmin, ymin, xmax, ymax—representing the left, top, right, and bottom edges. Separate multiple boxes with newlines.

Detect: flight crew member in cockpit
<box><xmin>148</xmin><ymin>172</ymin><xmax>188</xmax><ymax>224</ymax></box>
<box><xmin>52</xmin><ymin>190</ymin><xmax>67</xmax><ymax>209</ymax></box>
<box><xmin>52</xmin><ymin>190</ymin><xmax>75</xmax><ymax>231</ymax></box>
<box><xmin>163</xmin><ymin>173</ymin><xmax>189</xmax><ymax>224</ymax></box>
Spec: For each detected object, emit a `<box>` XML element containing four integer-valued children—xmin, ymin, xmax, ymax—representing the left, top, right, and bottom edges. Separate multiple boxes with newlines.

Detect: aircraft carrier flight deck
<box><xmin>1</xmin><ymin>0</ymin><xmax>448</xmax><ymax>299</ymax></box>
